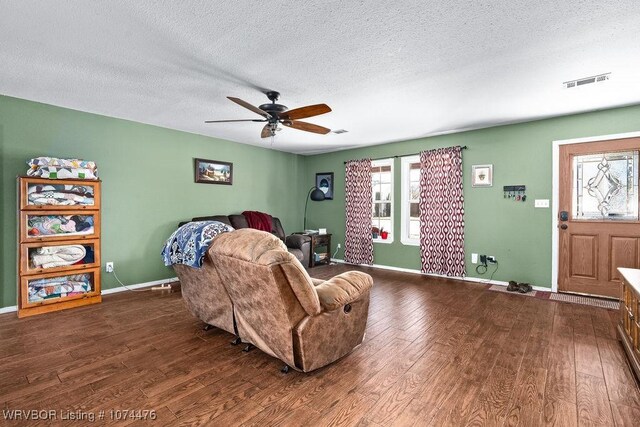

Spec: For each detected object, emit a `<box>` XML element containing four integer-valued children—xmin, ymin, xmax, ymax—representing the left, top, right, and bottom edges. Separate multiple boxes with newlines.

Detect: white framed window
<box><xmin>401</xmin><ymin>155</ymin><xmax>420</xmax><ymax>246</ymax></box>
<box><xmin>371</xmin><ymin>158</ymin><xmax>394</xmax><ymax>244</ymax></box>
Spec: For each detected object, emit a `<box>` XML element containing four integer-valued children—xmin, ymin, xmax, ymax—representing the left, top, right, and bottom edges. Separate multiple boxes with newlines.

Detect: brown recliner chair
<box><xmin>173</xmin><ymin>214</ymin><xmax>305</xmax><ymax>337</ymax></box>
<box><xmin>172</xmin><ymin>260</ymin><xmax>236</xmax><ymax>337</ymax></box>
<box><xmin>210</xmin><ymin>229</ymin><xmax>373</xmax><ymax>372</ymax></box>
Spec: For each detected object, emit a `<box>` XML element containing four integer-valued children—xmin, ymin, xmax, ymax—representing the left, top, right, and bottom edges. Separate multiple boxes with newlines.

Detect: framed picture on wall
<box><xmin>194</xmin><ymin>158</ymin><xmax>233</xmax><ymax>185</ymax></box>
<box><xmin>472</xmin><ymin>164</ymin><xmax>493</xmax><ymax>187</ymax></box>
<box><xmin>316</xmin><ymin>172</ymin><xmax>334</xmax><ymax>199</ymax></box>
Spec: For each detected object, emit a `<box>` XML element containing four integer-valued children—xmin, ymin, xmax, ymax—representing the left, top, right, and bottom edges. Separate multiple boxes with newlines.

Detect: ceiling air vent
<box><xmin>332</xmin><ymin>129</ymin><xmax>349</xmax><ymax>134</ymax></box>
<box><xmin>563</xmin><ymin>73</ymin><xmax>610</xmax><ymax>89</ymax></box>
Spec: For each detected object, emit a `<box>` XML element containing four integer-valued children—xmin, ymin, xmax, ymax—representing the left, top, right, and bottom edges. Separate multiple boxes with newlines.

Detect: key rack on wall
<box><xmin>503</xmin><ymin>185</ymin><xmax>526</xmax><ymax>202</ymax></box>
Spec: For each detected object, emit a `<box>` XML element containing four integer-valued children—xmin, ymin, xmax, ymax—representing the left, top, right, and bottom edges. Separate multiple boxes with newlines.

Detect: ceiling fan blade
<box><xmin>280</xmin><ymin>104</ymin><xmax>331</xmax><ymax>120</ymax></box>
<box><xmin>227</xmin><ymin>96</ymin><xmax>271</xmax><ymax>119</ymax></box>
<box><xmin>261</xmin><ymin>124</ymin><xmax>272</xmax><ymax>138</ymax></box>
<box><xmin>282</xmin><ymin>120</ymin><xmax>331</xmax><ymax>135</ymax></box>
<box><xmin>204</xmin><ymin>119</ymin><xmax>267</xmax><ymax>123</ymax></box>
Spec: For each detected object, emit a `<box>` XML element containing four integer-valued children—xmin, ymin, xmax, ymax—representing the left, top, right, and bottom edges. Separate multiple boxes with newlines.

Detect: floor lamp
<box><xmin>304</xmin><ymin>186</ymin><xmax>325</xmax><ymax>231</ymax></box>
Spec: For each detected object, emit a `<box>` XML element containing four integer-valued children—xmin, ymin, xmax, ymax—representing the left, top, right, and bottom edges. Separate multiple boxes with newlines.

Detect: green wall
<box><xmin>303</xmin><ymin>105</ymin><xmax>640</xmax><ymax>288</ymax></box>
<box><xmin>2</xmin><ymin>94</ymin><xmax>639</xmax><ymax>309</ymax></box>
<box><xmin>0</xmin><ymin>95</ymin><xmax>305</xmax><ymax>309</ymax></box>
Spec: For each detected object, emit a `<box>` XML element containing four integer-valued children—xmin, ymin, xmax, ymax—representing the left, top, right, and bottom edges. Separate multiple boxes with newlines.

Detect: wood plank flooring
<box><xmin>1</xmin><ymin>264</ymin><xmax>639</xmax><ymax>426</ymax></box>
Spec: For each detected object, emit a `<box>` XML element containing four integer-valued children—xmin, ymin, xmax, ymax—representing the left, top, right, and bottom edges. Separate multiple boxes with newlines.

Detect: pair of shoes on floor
<box><xmin>507</xmin><ymin>281</ymin><xmax>532</xmax><ymax>293</ymax></box>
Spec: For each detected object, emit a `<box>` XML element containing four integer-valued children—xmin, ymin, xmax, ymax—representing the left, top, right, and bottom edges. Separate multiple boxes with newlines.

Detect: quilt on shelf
<box><xmin>28</xmin><ymin>215</ymin><xmax>94</xmax><ymax>237</ymax></box>
<box><xmin>28</xmin><ymin>183</ymin><xmax>94</xmax><ymax>206</ymax></box>
<box><xmin>27</xmin><ymin>157</ymin><xmax>99</xmax><ymax>180</ymax></box>
<box><xmin>31</xmin><ymin>245</ymin><xmax>87</xmax><ymax>269</ymax></box>
<box><xmin>162</xmin><ymin>221</ymin><xmax>234</xmax><ymax>268</ymax></box>
<box><xmin>28</xmin><ymin>273</ymin><xmax>92</xmax><ymax>302</ymax></box>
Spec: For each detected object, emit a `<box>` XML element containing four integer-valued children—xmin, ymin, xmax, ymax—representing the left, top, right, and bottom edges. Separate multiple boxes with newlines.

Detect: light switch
<box><xmin>535</xmin><ymin>199</ymin><xmax>550</xmax><ymax>208</ymax></box>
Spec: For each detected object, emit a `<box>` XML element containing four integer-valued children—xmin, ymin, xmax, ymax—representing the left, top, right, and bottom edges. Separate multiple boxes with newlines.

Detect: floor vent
<box><xmin>487</xmin><ymin>285</ymin><xmax>619</xmax><ymax>310</ymax></box>
<box><xmin>550</xmin><ymin>293</ymin><xmax>620</xmax><ymax>310</ymax></box>
<box><xmin>563</xmin><ymin>73</ymin><xmax>610</xmax><ymax>89</ymax></box>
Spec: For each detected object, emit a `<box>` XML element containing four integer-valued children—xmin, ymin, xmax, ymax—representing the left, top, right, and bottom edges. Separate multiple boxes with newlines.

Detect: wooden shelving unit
<box><xmin>618</xmin><ymin>268</ymin><xmax>640</xmax><ymax>384</ymax></box>
<box><xmin>17</xmin><ymin>177</ymin><xmax>102</xmax><ymax>317</ymax></box>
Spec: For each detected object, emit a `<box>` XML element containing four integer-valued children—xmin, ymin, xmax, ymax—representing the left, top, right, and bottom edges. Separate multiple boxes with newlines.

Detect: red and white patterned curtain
<box><xmin>344</xmin><ymin>159</ymin><xmax>373</xmax><ymax>265</ymax></box>
<box><xmin>419</xmin><ymin>146</ymin><xmax>465</xmax><ymax>276</ymax></box>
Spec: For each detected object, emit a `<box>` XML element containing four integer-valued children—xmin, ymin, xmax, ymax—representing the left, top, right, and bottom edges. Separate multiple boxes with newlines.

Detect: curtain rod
<box><xmin>343</xmin><ymin>145</ymin><xmax>468</xmax><ymax>164</ymax></box>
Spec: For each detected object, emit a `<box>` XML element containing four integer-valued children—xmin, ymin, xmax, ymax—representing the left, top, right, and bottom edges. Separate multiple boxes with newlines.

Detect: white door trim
<box><xmin>551</xmin><ymin>131</ymin><xmax>640</xmax><ymax>292</ymax></box>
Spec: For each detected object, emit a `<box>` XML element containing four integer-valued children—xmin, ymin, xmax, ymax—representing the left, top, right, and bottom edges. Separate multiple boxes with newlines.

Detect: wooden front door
<box><xmin>558</xmin><ymin>137</ymin><xmax>640</xmax><ymax>298</ymax></box>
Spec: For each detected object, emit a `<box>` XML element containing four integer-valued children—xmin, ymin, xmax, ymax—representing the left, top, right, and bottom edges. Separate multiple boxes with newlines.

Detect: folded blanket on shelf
<box><xmin>242</xmin><ymin>210</ymin><xmax>273</xmax><ymax>232</ymax></box>
<box><xmin>31</xmin><ymin>245</ymin><xmax>86</xmax><ymax>269</ymax></box>
<box><xmin>162</xmin><ymin>221</ymin><xmax>234</xmax><ymax>268</ymax></box>
<box><xmin>75</xmin><ymin>246</ymin><xmax>94</xmax><ymax>264</ymax></box>
<box><xmin>28</xmin><ymin>215</ymin><xmax>94</xmax><ymax>237</ymax></box>
<box><xmin>28</xmin><ymin>273</ymin><xmax>92</xmax><ymax>302</ymax></box>
<box><xmin>27</xmin><ymin>157</ymin><xmax>98</xmax><ymax>180</ymax></box>
<box><xmin>27</xmin><ymin>184</ymin><xmax>94</xmax><ymax>206</ymax></box>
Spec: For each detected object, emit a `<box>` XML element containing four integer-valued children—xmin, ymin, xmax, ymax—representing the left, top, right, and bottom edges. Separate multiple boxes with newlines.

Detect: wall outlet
<box><xmin>471</xmin><ymin>253</ymin><xmax>478</xmax><ymax>264</ymax></box>
<box><xmin>337</xmin><ymin>243</ymin><xmax>342</xmax><ymax>250</ymax></box>
<box><xmin>105</xmin><ymin>262</ymin><xmax>114</xmax><ymax>273</ymax></box>
<box><xmin>534</xmin><ymin>199</ymin><xmax>550</xmax><ymax>208</ymax></box>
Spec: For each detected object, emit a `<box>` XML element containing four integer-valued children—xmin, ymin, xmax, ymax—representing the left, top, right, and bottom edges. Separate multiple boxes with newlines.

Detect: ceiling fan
<box><xmin>205</xmin><ymin>91</ymin><xmax>332</xmax><ymax>138</ymax></box>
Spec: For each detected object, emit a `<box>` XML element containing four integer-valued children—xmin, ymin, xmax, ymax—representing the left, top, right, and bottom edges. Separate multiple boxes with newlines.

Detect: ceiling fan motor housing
<box><xmin>260</xmin><ymin>90</ymin><xmax>288</xmax><ymax>120</ymax></box>
<box><xmin>259</xmin><ymin>103</ymin><xmax>288</xmax><ymax>116</ymax></box>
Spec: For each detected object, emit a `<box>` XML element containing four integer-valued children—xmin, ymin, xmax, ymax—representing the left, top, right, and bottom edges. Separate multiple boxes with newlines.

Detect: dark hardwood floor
<box><xmin>1</xmin><ymin>264</ymin><xmax>639</xmax><ymax>426</ymax></box>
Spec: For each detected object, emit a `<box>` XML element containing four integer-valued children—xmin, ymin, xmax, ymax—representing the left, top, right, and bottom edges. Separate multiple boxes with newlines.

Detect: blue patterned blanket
<box><xmin>162</xmin><ymin>221</ymin><xmax>234</xmax><ymax>268</ymax></box>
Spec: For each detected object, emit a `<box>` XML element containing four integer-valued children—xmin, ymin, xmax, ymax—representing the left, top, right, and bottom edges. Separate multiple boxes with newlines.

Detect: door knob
<box><xmin>560</xmin><ymin>224</ymin><xmax>568</xmax><ymax>230</ymax></box>
<box><xmin>559</xmin><ymin>211</ymin><xmax>569</xmax><ymax>221</ymax></box>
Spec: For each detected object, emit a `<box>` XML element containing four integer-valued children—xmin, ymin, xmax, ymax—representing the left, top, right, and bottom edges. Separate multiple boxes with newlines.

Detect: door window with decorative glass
<box><xmin>401</xmin><ymin>156</ymin><xmax>420</xmax><ymax>245</ymax></box>
<box><xmin>573</xmin><ymin>151</ymin><xmax>639</xmax><ymax>220</ymax></box>
<box><xmin>371</xmin><ymin>159</ymin><xmax>393</xmax><ymax>242</ymax></box>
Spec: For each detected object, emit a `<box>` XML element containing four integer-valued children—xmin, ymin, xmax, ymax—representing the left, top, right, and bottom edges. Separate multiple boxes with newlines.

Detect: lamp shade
<box><xmin>304</xmin><ymin>186</ymin><xmax>326</xmax><ymax>230</ymax></box>
<box><xmin>310</xmin><ymin>188</ymin><xmax>326</xmax><ymax>201</ymax></box>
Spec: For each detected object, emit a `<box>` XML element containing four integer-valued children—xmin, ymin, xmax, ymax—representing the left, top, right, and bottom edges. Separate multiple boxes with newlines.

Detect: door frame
<box><xmin>551</xmin><ymin>130</ymin><xmax>640</xmax><ymax>292</ymax></box>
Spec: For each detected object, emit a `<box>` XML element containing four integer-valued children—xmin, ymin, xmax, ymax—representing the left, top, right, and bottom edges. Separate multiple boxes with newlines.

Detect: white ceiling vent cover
<box><xmin>564</xmin><ymin>73</ymin><xmax>611</xmax><ymax>89</ymax></box>
<box><xmin>332</xmin><ymin>129</ymin><xmax>349</xmax><ymax>134</ymax></box>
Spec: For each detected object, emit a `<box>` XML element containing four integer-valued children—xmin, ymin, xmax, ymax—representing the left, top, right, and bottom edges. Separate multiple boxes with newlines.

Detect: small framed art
<box><xmin>472</xmin><ymin>164</ymin><xmax>493</xmax><ymax>187</ymax></box>
<box><xmin>195</xmin><ymin>158</ymin><xmax>233</xmax><ymax>185</ymax></box>
<box><xmin>316</xmin><ymin>172</ymin><xmax>334</xmax><ymax>200</ymax></box>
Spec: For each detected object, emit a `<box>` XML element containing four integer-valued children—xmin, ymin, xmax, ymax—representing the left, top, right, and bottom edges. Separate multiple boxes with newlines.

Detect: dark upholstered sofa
<box><xmin>183</xmin><ymin>213</ymin><xmax>312</xmax><ymax>267</ymax></box>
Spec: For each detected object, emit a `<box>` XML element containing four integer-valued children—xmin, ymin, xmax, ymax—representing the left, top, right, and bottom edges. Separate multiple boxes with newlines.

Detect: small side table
<box><xmin>309</xmin><ymin>234</ymin><xmax>331</xmax><ymax>268</ymax></box>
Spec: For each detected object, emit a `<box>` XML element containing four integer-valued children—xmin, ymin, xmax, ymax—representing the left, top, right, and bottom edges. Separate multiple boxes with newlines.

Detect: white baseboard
<box><xmin>0</xmin><ymin>276</ymin><xmax>180</xmax><ymax>314</ymax></box>
<box><xmin>332</xmin><ymin>259</ymin><xmax>551</xmax><ymax>292</ymax></box>
<box><xmin>0</xmin><ymin>305</ymin><xmax>18</xmax><ymax>314</ymax></box>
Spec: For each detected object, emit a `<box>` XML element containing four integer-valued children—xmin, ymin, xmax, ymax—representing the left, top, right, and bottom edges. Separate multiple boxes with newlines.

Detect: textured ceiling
<box><xmin>1</xmin><ymin>1</ymin><xmax>639</xmax><ymax>154</ymax></box>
